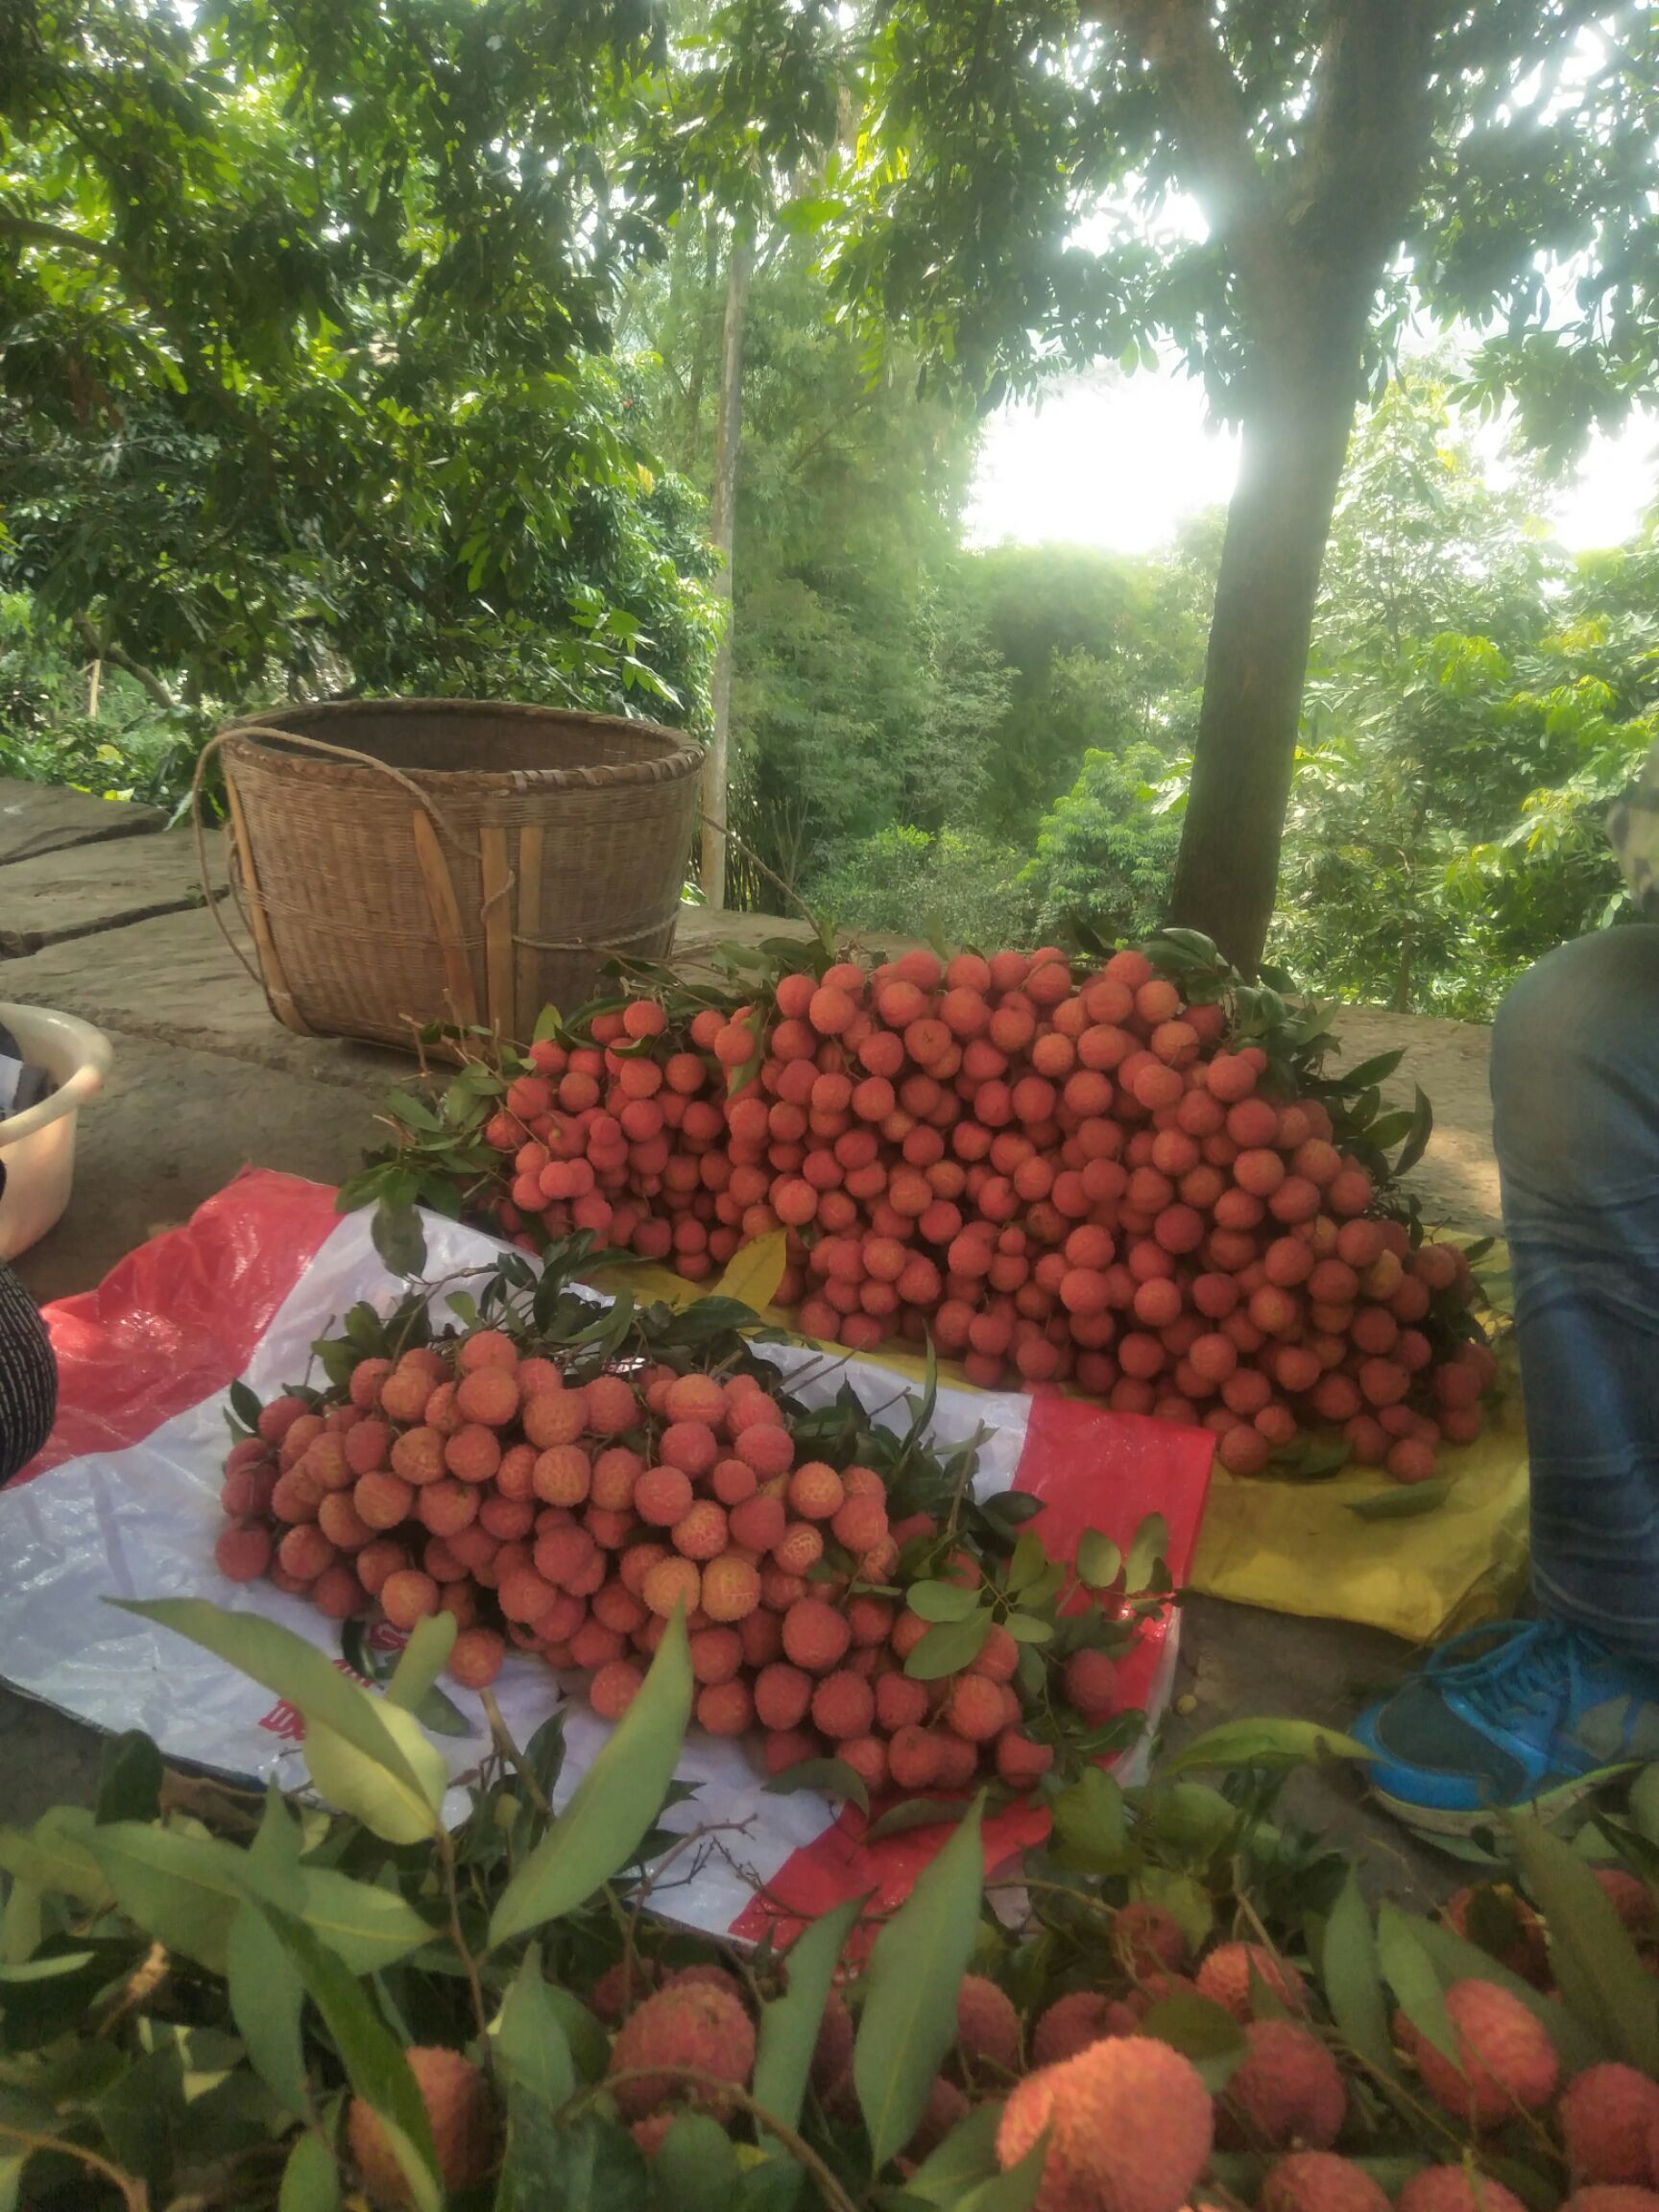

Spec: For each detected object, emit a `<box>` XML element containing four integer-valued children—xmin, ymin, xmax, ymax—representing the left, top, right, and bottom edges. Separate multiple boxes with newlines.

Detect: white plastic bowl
<box><xmin>0</xmin><ymin>1003</ymin><xmax>114</xmax><ymax>1261</ymax></box>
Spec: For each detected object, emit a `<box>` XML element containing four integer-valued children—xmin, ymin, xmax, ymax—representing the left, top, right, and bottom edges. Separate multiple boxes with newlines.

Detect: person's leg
<box><xmin>1492</xmin><ymin>924</ymin><xmax>1659</xmax><ymax>1655</ymax></box>
<box><xmin>1354</xmin><ymin>926</ymin><xmax>1659</xmax><ymax>1836</ymax></box>
<box><xmin>0</xmin><ymin>1259</ymin><xmax>55</xmax><ymax>1481</ymax></box>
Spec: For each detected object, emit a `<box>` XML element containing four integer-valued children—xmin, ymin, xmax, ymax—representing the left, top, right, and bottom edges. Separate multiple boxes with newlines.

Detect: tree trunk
<box><xmin>1166</xmin><ymin>327</ymin><xmax>1363</xmax><ymax>973</ymax></box>
<box><xmin>698</xmin><ymin>220</ymin><xmax>755</xmax><ymax>912</ymax></box>
<box><xmin>683</xmin><ymin>214</ymin><xmax>723</xmax><ymax>471</ymax></box>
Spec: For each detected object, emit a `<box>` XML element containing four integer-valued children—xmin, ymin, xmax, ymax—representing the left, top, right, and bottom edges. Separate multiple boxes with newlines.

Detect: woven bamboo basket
<box><xmin>211</xmin><ymin>699</ymin><xmax>703</xmax><ymax>1049</ymax></box>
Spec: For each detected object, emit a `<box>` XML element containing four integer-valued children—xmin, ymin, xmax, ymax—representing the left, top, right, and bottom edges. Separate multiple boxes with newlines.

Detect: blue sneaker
<box><xmin>1352</xmin><ymin>1618</ymin><xmax>1659</xmax><ymax>1841</ymax></box>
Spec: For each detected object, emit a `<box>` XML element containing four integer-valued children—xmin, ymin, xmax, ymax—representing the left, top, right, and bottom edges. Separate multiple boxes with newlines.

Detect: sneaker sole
<box><xmin>1370</xmin><ymin>1762</ymin><xmax>1639</xmax><ymax>1844</ymax></box>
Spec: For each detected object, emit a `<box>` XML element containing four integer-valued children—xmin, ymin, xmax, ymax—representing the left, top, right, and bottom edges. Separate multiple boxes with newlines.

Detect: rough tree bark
<box><xmin>1103</xmin><ymin>0</ymin><xmax>1444</xmax><ymax>973</ymax></box>
<box><xmin>699</xmin><ymin>219</ymin><xmax>755</xmax><ymax>912</ymax></box>
<box><xmin>1168</xmin><ymin>312</ymin><xmax>1366</xmax><ymax>963</ymax></box>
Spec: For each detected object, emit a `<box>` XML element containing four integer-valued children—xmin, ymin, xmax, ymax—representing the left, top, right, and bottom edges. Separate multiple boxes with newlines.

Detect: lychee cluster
<box><xmin>217</xmin><ymin>1330</ymin><xmax>1074</xmax><ymax>1790</ymax></box>
<box><xmin>333</xmin><ymin>1873</ymin><xmax>1659</xmax><ymax>2212</ymax></box>
<box><xmin>473</xmin><ymin>942</ymin><xmax>1494</xmax><ymax>1486</ymax></box>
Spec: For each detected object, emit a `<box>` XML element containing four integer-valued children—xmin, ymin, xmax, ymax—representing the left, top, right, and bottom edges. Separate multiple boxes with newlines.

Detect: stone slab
<box><xmin>0</xmin><ymin>779</ymin><xmax>163</xmax><ymax>866</ymax></box>
<box><xmin>0</xmin><ymin>902</ymin><xmax>409</xmax><ymax>1096</ymax></box>
<box><xmin>0</xmin><ymin>827</ymin><xmax>227</xmax><ymax>957</ymax></box>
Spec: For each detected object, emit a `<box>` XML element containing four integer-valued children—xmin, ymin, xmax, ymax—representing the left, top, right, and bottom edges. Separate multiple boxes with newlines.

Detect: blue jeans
<box><xmin>1493</xmin><ymin>925</ymin><xmax>1659</xmax><ymax>1661</ymax></box>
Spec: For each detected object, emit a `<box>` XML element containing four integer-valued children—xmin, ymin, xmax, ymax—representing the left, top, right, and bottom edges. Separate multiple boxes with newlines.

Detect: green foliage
<box><xmin>962</xmin><ymin>532</ymin><xmax>1215</xmax><ymax>839</ymax></box>
<box><xmin>1021</xmin><ymin>742</ymin><xmax>1186</xmax><ymax>948</ymax></box>
<box><xmin>1</xmin><ymin>0</ymin><xmax>719</xmax><ymax>730</ymax></box>
<box><xmin>0</xmin><ymin>593</ymin><xmax>199</xmax><ymax>807</ymax></box>
<box><xmin>808</xmin><ymin>825</ymin><xmax>1032</xmax><ymax>949</ymax></box>
<box><xmin>1272</xmin><ymin>369</ymin><xmax>1659</xmax><ymax>1018</ymax></box>
<box><xmin>635</xmin><ymin>233</ymin><xmax>1004</xmax><ymax>909</ymax></box>
<box><xmin>7</xmin><ymin>1560</ymin><xmax>1659</xmax><ymax>2212</ymax></box>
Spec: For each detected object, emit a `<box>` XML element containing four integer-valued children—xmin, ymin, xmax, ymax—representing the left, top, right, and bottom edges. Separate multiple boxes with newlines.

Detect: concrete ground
<box><xmin>0</xmin><ymin>782</ymin><xmax>1480</xmax><ymax>1892</ymax></box>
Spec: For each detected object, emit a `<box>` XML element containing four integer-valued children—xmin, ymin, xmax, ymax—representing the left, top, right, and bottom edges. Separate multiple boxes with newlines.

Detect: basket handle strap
<box><xmin>189</xmin><ymin>720</ymin><xmax>474</xmax><ymax>1014</ymax></box>
<box><xmin>191</xmin><ymin>729</ymin><xmax>280</xmax><ymax>999</ymax></box>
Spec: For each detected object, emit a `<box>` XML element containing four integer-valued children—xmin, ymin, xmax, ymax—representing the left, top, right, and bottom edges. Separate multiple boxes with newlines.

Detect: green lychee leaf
<box><xmin>752</xmin><ymin>1890</ymin><xmax>864</xmax><ymax>2137</ymax></box>
<box><xmin>854</xmin><ymin>1792</ymin><xmax>986</xmax><ymax>2171</ymax></box>
<box><xmin>904</xmin><ymin>1611</ymin><xmax>992</xmax><ymax>1681</ymax></box>
<box><xmin>489</xmin><ymin>1608</ymin><xmax>692</xmax><ymax>1947</ymax></box>
<box><xmin>1320</xmin><ymin>1867</ymin><xmax>1395</xmax><ymax>2079</ymax></box>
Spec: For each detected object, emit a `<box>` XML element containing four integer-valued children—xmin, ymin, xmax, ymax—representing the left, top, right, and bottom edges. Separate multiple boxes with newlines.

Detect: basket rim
<box><xmin>219</xmin><ymin>696</ymin><xmax>705</xmax><ymax>791</ymax></box>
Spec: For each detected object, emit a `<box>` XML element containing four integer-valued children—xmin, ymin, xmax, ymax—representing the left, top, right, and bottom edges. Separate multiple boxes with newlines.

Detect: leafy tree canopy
<box><xmin>0</xmin><ymin>0</ymin><xmax>718</xmax><ymax>716</ymax></box>
<box><xmin>670</xmin><ymin>0</ymin><xmax>1659</xmax><ymax>967</ymax></box>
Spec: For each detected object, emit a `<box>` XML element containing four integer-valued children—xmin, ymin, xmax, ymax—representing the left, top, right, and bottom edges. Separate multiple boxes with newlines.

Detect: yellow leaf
<box><xmin>304</xmin><ymin>1704</ymin><xmax>446</xmax><ymax>1844</ymax></box>
<box><xmin>709</xmin><ymin>1229</ymin><xmax>788</xmax><ymax>1316</ymax></box>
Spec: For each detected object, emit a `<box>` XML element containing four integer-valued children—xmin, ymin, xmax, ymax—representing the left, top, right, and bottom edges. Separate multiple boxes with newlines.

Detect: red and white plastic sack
<box><xmin>10</xmin><ymin>1169</ymin><xmax>1213</xmax><ymax>1939</ymax></box>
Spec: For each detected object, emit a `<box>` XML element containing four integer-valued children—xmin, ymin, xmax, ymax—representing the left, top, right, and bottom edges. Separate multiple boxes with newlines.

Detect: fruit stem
<box><xmin>434</xmin><ymin>1823</ymin><xmax>491</xmax><ymax>2046</ymax></box>
<box><xmin>0</xmin><ymin>2122</ymin><xmax>147</xmax><ymax>2211</ymax></box>
<box><xmin>478</xmin><ymin>1687</ymin><xmax>551</xmax><ymax>1820</ymax></box>
<box><xmin>620</xmin><ymin>1818</ymin><xmax>757</xmax><ymax>2004</ymax></box>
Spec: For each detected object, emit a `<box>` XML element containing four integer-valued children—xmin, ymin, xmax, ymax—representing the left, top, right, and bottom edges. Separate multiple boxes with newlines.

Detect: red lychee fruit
<box><xmin>1560</xmin><ymin>2193</ymin><xmax>1659</xmax><ymax>2212</ymax></box>
<box><xmin>1195</xmin><ymin>1941</ymin><xmax>1308</xmax><ymax>2022</ymax></box>
<box><xmin>606</xmin><ymin>1982</ymin><xmax>756</xmax><ymax>2120</ymax></box>
<box><xmin>662</xmin><ymin>1373</ymin><xmax>725</xmax><ymax>1427</ymax></box>
<box><xmin>832</xmin><ymin>1493</ymin><xmax>890</xmax><ymax>1553</ymax></box>
<box><xmin>810</xmin><ymin>1671</ymin><xmax>875</xmax><ymax>1741</ymax></box>
<box><xmin>214</xmin><ymin>1524</ymin><xmax>273</xmax><ymax>1582</ymax></box>
<box><xmin>944</xmin><ymin>1674</ymin><xmax>1006</xmax><ymax>1743</ymax></box>
<box><xmin>1030</xmin><ymin>1991</ymin><xmax>1136</xmax><ymax>2068</ymax></box>
<box><xmin>787</xmin><ymin>1461</ymin><xmax>845</xmax><ymax>1521</ymax></box>
<box><xmin>456</xmin><ymin>1329</ymin><xmax>517</xmax><ymax>1373</ymax></box>
<box><xmin>629</xmin><ymin>2112</ymin><xmax>674</xmax><ymax>2159</ymax></box>
<box><xmin>904</xmin><ymin>2075</ymin><xmax>969</xmax><ymax>2159</ymax></box>
<box><xmin>951</xmin><ymin>1974</ymin><xmax>1022</xmax><ymax>2077</ymax></box>
<box><xmin>996</xmin><ymin>1728</ymin><xmax>1055</xmax><ymax>1787</ymax></box>
<box><xmin>811</xmin><ymin>1987</ymin><xmax>854</xmax><ymax>2097</ymax></box>
<box><xmin>1596</xmin><ymin>1868</ymin><xmax>1658</xmax><ymax>1939</ymax></box>
<box><xmin>1261</xmin><ymin>2152</ymin><xmax>1391</xmax><ymax>2212</ymax></box>
<box><xmin>641</xmin><ymin>1556</ymin><xmax>701</xmax><ymax>1619</ymax></box>
<box><xmin>1559</xmin><ymin>2063</ymin><xmax>1659</xmax><ymax>2185</ymax></box>
<box><xmin>754</xmin><ymin>1663</ymin><xmax>812</xmax><ymax>1732</ymax></box>
<box><xmin>887</xmin><ymin>1725</ymin><xmax>942</xmax><ymax>1792</ymax></box>
<box><xmin>1063</xmin><ymin>1647</ymin><xmax>1118</xmax><ymax>1718</ymax></box>
<box><xmin>454</xmin><ymin>1366</ymin><xmax>518</xmax><ymax>1428</ymax></box>
<box><xmin>257</xmin><ymin>1394</ymin><xmax>310</xmax><ymax>1445</ymax></box>
<box><xmin>1397</xmin><ymin>2169</ymin><xmax>1529</xmax><ymax>2212</ymax></box>
<box><xmin>995</xmin><ymin>2035</ymin><xmax>1212</xmax><ymax>2212</ymax></box>
<box><xmin>1115</xmin><ymin>1900</ymin><xmax>1188</xmax><ymax>1978</ymax></box>
<box><xmin>781</xmin><ymin>1598</ymin><xmax>852</xmax><ymax>1674</ymax></box>
<box><xmin>346</xmin><ymin>2046</ymin><xmax>498</xmax><ymax>2208</ymax></box>
<box><xmin>1441</xmin><ymin>1884</ymin><xmax>1550</xmax><ymax>1986</ymax></box>
<box><xmin>1219</xmin><ymin>2018</ymin><xmax>1346</xmax><ymax>2151</ymax></box>
<box><xmin>590</xmin><ymin>1661</ymin><xmax>644</xmax><ymax>1719</ymax></box>
<box><xmin>446</xmin><ymin>1628</ymin><xmax>505</xmax><ymax>1690</ymax></box>
<box><xmin>1404</xmin><ymin>1978</ymin><xmax>1559</xmax><ymax>2128</ymax></box>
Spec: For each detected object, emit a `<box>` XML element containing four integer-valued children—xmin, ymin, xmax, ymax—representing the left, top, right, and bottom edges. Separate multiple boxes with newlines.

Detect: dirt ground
<box><xmin>1330</xmin><ymin>1005</ymin><xmax>1499</xmax><ymax>1235</ymax></box>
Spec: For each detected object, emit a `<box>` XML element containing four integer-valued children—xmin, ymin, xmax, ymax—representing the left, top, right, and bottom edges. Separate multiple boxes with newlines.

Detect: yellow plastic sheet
<box><xmin>605</xmin><ymin>1239</ymin><xmax>1531</xmax><ymax>1647</ymax></box>
<box><xmin>1189</xmin><ymin>1366</ymin><xmax>1529</xmax><ymax>1644</ymax></box>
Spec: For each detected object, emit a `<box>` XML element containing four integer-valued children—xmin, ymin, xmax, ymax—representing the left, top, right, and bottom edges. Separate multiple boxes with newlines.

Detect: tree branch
<box><xmin>1085</xmin><ymin>0</ymin><xmax>1295</xmax><ymax>327</ymax></box>
<box><xmin>72</xmin><ymin>615</ymin><xmax>178</xmax><ymax>712</ymax></box>
<box><xmin>0</xmin><ymin>213</ymin><xmax>129</xmax><ymax>273</ymax></box>
<box><xmin>1293</xmin><ymin>0</ymin><xmax>1447</xmax><ymax>267</ymax></box>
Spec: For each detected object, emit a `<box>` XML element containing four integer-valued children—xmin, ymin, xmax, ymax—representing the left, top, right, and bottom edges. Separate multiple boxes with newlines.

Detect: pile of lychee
<box><xmin>217</xmin><ymin>1329</ymin><xmax>1092</xmax><ymax>1791</ymax></box>
<box><xmin>342</xmin><ymin>1878</ymin><xmax>1659</xmax><ymax>2211</ymax></box>
<box><xmin>472</xmin><ymin>941</ymin><xmax>1495</xmax><ymax>1487</ymax></box>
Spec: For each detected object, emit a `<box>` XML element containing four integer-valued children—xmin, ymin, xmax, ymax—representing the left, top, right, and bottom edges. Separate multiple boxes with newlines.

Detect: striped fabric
<box><xmin>0</xmin><ymin>1262</ymin><xmax>55</xmax><ymax>1482</ymax></box>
